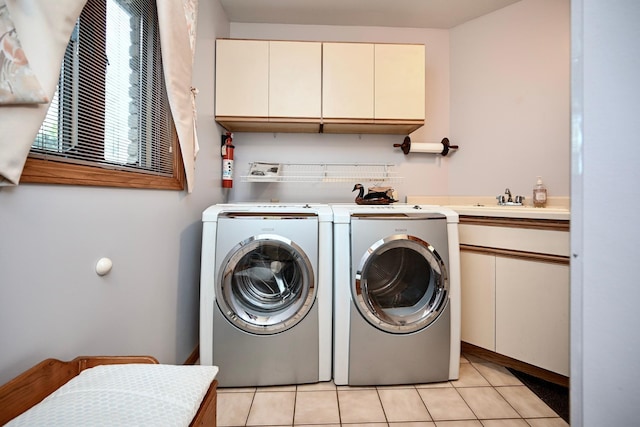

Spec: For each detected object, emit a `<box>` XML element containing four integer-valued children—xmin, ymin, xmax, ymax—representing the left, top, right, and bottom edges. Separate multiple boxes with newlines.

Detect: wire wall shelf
<box><xmin>241</xmin><ymin>162</ymin><xmax>402</xmax><ymax>183</ymax></box>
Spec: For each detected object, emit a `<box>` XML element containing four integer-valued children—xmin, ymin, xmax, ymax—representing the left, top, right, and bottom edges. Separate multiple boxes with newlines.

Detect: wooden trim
<box><xmin>75</xmin><ymin>355</ymin><xmax>159</xmax><ymax>370</ymax></box>
<box><xmin>184</xmin><ymin>345</ymin><xmax>200</xmax><ymax>365</ymax></box>
<box><xmin>321</xmin><ymin>118</ymin><xmax>424</xmax><ymax>126</ymax></box>
<box><xmin>216</xmin><ymin>116</ymin><xmax>321</xmax><ymax>133</ymax></box>
<box><xmin>21</xmin><ymin>133</ymin><xmax>186</xmax><ymax>191</ymax></box>
<box><xmin>216</xmin><ymin>115</ymin><xmax>270</xmax><ymax>123</ymax></box>
<box><xmin>216</xmin><ymin>116</ymin><xmax>324</xmax><ymax>124</ymax></box>
<box><xmin>462</xmin><ymin>342</ymin><xmax>569</xmax><ymax>388</ymax></box>
<box><xmin>20</xmin><ymin>157</ymin><xmax>184</xmax><ymax>190</ymax></box>
<box><xmin>174</xmin><ymin>136</ymin><xmax>186</xmax><ymax>189</ymax></box>
<box><xmin>215</xmin><ymin>116</ymin><xmax>424</xmax><ymax>135</ymax></box>
<box><xmin>22</xmin><ymin>121</ymin><xmax>186</xmax><ymax>191</ymax></box>
<box><xmin>0</xmin><ymin>358</ymin><xmax>77</xmax><ymax>424</ymax></box>
<box><xmin>217</xmin><ymin>37</ymin><xmax>424</xmax><ymax>48</ymax></box>
<box><xmin>191</xmin><ymin>379</ymin><xmax>217</xmax><ymax>427</ymax></box>
<box><xmin>322</xmin><ymin>119</ymin><xmax>424</xmax><ymax>135</ymax></box>
<box><xmin>322</xmin><ymin>118</ymin><xmax>376</xmax><ymax>124</ymax></box>
<box><xmin>460</xmin><ymin>244</ymin><xmax>571</xmax><ymax>265</ymax></box>
<box><xmin>460</xmin><ymin>215</ymin><xmax>570</xmax><ymax>232</ymax></box>
<box><xmin>270</xmin><ymin>117</ymin><xmax>321</xmax><ymax>124</ymax></box>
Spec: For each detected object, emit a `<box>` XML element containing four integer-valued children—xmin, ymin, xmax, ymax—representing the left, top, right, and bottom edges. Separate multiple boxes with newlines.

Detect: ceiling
<box><xmin>218</xmin><ymin>0</ymin><xmax>521</xmax><ymax>29</ymax></box>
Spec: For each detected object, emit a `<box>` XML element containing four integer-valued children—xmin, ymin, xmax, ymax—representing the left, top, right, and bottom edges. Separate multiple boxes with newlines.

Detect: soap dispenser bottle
<box><xmin>533</xmin><ymin>176</ymin><xmax>547</xmax><ymax>208</ymax></box>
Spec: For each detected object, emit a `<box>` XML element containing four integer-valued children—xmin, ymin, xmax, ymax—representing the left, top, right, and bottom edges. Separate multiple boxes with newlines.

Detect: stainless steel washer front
<box><xmin>345</xmin><ymin>211</ymin><xmax>453</xmax><ymax>385</ymax></box>
<box><xmin>354</xmin><ymin>233</ymin><xmax>449</xmax><ymax>334</ymax></box>
<box><xmin>217</xmin><ymin>234</ymin><xmax>316</xmax><ymax>335</ymax></box>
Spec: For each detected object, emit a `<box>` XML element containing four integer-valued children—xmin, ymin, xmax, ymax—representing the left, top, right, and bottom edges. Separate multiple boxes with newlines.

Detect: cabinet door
<box><xmin>322</xmin><ymin>43</ymin><xmax>374</xmax><ymax>119</ymax></box>
<box><xmin>495</xmin><ymin>258</ymin><xmax>570</xmax><ymax>376</ymax></box>
<box><xmin>215</xmin><ymin>39</ymin><xmax>269</xmax><ymax>117</ymax></box>
<box><xmin>269</xmin><ymin>41</ymin><xmax>321</xmax><ymax>119</ymax></box>
<box><xmin>460</xmin><ymin>251</ymin><xmax>496</xmax><ymax>351</ymax></box>
<box><xmin>374</xmin><ymin>44</ymin><xmax>425</xmax><ymax>120</ymax></box>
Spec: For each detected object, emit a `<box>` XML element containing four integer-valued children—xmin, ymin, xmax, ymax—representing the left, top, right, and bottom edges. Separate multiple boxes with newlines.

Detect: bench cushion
<box><xmin>5</xmin><ymin>364</ymin><xmax>219</xmax><ymax>426</ymax></box>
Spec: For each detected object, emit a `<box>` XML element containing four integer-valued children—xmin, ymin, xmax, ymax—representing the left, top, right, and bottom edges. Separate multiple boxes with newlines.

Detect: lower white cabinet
<box><xmin>459</xmin><ymin>222</ymin><xmax>570</xmax><ymax>377</ymax></box>
<box><xmin>460</xmin><ymin>251</ymin><xmax>495</xmax><ymax>350</ymax></box>
<box><xmin>495</xmin><ymin>257</ymin><xmax>570</xmax><ymax>376</ymax></box>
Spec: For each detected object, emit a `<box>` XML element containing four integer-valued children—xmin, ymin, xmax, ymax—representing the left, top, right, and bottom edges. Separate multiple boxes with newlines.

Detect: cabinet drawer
<box><xmin>459</xmin><ymin>224</ymin><xmax>569</xmax><ymax>257</ymax></box>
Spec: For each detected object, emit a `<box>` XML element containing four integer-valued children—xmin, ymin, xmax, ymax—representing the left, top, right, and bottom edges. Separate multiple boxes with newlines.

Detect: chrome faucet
<box><xmin>504</xmin><ymin>188</ymin><xmax>513</xmax><ymax>203</ymax></box>
<box><xmin>496</xmin><ymin>188</ymin><xmax>525</xmax><ymax>206</ymax></box>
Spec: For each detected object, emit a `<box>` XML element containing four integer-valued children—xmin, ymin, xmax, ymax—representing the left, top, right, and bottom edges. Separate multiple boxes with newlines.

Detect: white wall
<box><xmin>450</xmin><ymin>0</ymin><xmax>571</xmax><ymax>199</ymax></box>
<box><xmin>0</xmin><ymin>0</ymin><xmax>229</xmax><ymax>384</ymax></box>
<box><xmin>571</xmin><ymin>0</ymin><xmax>640</xmax><ymax>425</ymax></box>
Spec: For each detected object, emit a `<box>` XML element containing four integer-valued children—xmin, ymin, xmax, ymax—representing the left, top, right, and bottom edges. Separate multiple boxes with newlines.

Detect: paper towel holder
<box><xmin>394</xmin><ymin>136</ymin><xmax>459</xmax><ymax>156</ymax></box>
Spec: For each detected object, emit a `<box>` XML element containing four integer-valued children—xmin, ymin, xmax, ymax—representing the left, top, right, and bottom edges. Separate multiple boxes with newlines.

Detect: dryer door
<box><xmin>353</xmin><ymin>235</ymin><xmax>449</xmax><ymax>334</ymax></box>
<box><xmin>217</xmin><ymin>234</ymin><xmax>316</xmax><ymax>335</ymax></box>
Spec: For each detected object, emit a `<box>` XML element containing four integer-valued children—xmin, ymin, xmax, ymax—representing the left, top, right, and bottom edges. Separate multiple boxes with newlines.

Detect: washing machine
<box><xmin>199</xmin><ymin>203</ymin><xmax>332</xmax><ymax>387</ymax></box>
<box><xmin>332</xmin><ymin>204</ymin><xmax>460</xmax><ymax>385</ymax></box>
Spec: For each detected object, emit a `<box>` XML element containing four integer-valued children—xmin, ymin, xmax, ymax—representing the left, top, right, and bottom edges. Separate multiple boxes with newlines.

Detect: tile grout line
<box><xmin>412</xmin><ymin>383</ymin><xmax>435</xmax><ymax>424</ymax></box>
<box><xmin>451</xmin><ymin>383</ymin><xmax>482</xmax><ymax>422</ymax></box>
<box><xmin>292</xmin><ymin>385</ymin><xmax>299</xmax><ymax>426</ymax></box>
<box><xmin>374</xmin><ymin>386</ymin><xmax>389</xmax><ymax>425</ymax></box>
<box><xmin>456</xmin><ymin>362</ymin><xmax>538</xmax><ymax>422</ymax></box>
<box><xmin>244</xmin><ymin>389</ymin><xmax>257</xmax><ymax>426</ymax></box>
<box><xmin>471</xmin><ymin>361</ymin><xmax>535</xmax><ymax>421</ymax></box>
<box><xmin>335</xmin><ymin>386</ymin><xmax>342</xmax><ymax>426</ymax></box>
<box><xmin>458</xmin><ymin>362</ymin><xmax>511</xmax><ymax>422</ymax></box>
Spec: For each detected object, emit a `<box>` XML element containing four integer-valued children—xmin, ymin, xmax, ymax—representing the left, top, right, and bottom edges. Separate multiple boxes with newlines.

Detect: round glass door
<box><xmin>353</xmin><ymin>234</ymin><xmax>448</xmax><ymax>334</ymax></box>
<box><xmin>217</xmin><ymin>234</ymin><xmax>315</xmax><ymax>334</ymax></box>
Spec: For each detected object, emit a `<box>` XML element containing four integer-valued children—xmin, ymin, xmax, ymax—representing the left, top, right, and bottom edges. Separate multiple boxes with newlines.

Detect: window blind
<box><xmin>30</xmin><ymin>0</ymin><xmax>175</xmax><ymax>177</ymax></box>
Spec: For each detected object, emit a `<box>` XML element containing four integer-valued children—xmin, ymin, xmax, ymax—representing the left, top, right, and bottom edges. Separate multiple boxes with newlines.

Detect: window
<box><xmin>21</xmin><ymin>0</ymin><xmax>184</xmax><ymax>190</ymax></box>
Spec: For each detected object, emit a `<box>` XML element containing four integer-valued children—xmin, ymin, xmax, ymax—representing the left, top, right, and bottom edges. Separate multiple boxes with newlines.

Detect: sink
<box><xmin>404</xmin><ymin>196</ymin><xmax>571</xmax><ymax>220</ymax></box>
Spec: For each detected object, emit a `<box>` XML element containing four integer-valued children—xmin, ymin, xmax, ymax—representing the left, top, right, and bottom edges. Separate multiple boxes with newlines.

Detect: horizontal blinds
<box><xmin>31</xmin><ymin>0</ymin><xmax>174</xmax><ymax>177</ymax></box>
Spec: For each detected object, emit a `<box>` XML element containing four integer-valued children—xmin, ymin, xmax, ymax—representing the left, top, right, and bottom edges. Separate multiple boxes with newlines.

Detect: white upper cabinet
<box><xmin>215</xmin><ymin>39</ymin><xmax>269</xmax><ymax>117</ymax></box>
<box><xmin>215</xmin><ymin>39</ymin><xmax>322</xmax><ymax>132</ymax></box>
<box><xmin>375</xmin><ymin>43</ymin><xmax>425</xmax><ymax>120</ymax></box>
<box><xmin>269</xmin><ymin>41</ymin><xmax>322</xmax><ymax>119</ymax></box>
<box><xmin>322</xmin><ymin>43</ymin><xmax>374</xmax><ymax>120</ymax></box>
<box><xmin>323</xmin><ymin>42</ymin><xmax>426</xmax><ymax>122</ymax></box>
<box><xmin>215</xmin><ymin>39</ymin><xmax>425</xmax><ymax>134</ymax></box>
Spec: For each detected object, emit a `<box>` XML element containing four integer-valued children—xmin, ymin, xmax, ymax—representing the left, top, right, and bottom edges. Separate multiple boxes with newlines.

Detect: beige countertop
<box><xmin>406</xmin><ymin>196</ymin><xmax>570</xmax><ymax>221</ymax></box>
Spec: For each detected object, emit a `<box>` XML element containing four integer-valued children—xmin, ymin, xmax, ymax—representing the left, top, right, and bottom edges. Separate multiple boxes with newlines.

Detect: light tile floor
<box><xmin>216</xmin><ymin>354</ymin><xmax>569</xmax><ymax>427</ymax></box>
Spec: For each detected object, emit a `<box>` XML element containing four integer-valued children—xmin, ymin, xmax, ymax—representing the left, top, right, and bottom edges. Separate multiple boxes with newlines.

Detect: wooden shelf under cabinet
<box><xmin>216</xmin><ymin>116</ymin><xmax>424</xmax><ymax>135</ymax></box>
<box><xmin>215</xmin><ymin>116</ymin><xmax>321</xmax><ymax>133</ymax></box>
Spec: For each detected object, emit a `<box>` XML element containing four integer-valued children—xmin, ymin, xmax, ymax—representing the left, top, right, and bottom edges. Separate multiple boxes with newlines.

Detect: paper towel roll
<box><xmin>393</xmin><ymin>136</ymin><xmax>458</xmax><ymax>155</ymax></box>
<box><xmin>410</xmin><ymin>142</ymin><xmax>445</xmax><ymax>154</ymax></box>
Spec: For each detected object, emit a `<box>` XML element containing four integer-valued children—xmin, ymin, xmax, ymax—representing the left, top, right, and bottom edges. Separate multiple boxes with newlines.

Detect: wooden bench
<box><xmin>0</xmin><ymin>356</ymin><xmax>218</xmax><ymax>426</ymax></box>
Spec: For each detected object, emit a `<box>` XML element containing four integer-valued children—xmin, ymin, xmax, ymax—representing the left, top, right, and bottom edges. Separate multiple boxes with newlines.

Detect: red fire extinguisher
<box><xmin>221</xmin><ymin>132</ymin><xmax>234</xmax><ymax>188</ymax></box>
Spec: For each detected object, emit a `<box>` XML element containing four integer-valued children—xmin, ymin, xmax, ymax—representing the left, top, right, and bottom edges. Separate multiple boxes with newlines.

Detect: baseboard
<box><xmin>461</xmin><ymin>342</ymin><xmax>569</xmax><ymax>387</ymax></box>
<box><xmin>183</xmin><ymin>345</ymin><xmax>200</xmax><ymax>365</ymax></box>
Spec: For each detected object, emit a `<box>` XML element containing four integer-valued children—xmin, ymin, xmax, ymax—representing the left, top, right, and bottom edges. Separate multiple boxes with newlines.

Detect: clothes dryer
<box><xmin>200</xmin><ymin>204</ymin><xmax>332</xmax><ymax>387</ymax></box>
<box><xmin>332</xmin><ymin>204</ymin><xmax>460</xmax><ymax>385</ymax></box>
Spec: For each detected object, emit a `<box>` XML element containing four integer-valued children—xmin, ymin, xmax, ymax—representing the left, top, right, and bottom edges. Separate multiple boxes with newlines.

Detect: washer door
<box><xmin>217</xmin><ymin>234</ymin><xmax>316</xmax><ymax>335</ymax></box>
<box><xmin>353</xmin><ymin>235</ymin><xmax>448</xmax><ymax>334</ymax></box>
